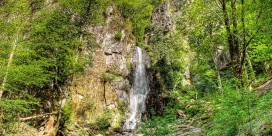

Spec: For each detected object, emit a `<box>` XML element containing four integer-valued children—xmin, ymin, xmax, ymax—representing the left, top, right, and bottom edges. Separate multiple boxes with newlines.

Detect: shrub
<box><xmin>115</xmin><ymin>32</ymin><xmax>122</xmax><ymax>41</ymax></box>
<box><xmin>102</xmin><ymin>72</ymin><xmax>119</xmax><ymax>82</ymax></box>
<box><xmin>59</xmin><ymin>103</ymin><xmax>72</xmax><ymax>130</ymax></box>
<box><xmin>94</xmin><ymin>108</ymin><xmax>112</xmax><ymax>130</ymax></box>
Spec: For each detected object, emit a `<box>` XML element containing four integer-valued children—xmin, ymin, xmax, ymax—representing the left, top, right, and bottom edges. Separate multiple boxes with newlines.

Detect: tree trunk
<box><xmin>230</xmin><ymin>0</ymin><xmax>241</xmax><ymax>79</ymax></box>
<box><xmin>212</xmin><ymin>53</ymin><xmax>223</xmax><ymax>94</ymax></box>
<box><xmin>103</xmin><ymin>81</ymin><xmax>107</xmax><ymax>105</ymax></box>
<box><xmin>246</xmin><ymin>52</ymin><xmax>256</xmax><ymax>83</ymax></box>
<box><xmin>220</xmin><ymin>0</ymin><xmax>241</xmax><ymax>79</ymax></box>
<box><xmin>0</xmin><ymin>31</ymin><xmax>20</xmax><ymax>99</ymax></box>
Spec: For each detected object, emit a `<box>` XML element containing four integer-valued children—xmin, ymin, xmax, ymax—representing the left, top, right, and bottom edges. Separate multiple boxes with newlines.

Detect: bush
<box><xmin>117</xmin><ymin>101</ymin><xmax>127</xmax><ymax>115</ymax></box>
<box><xmin>102</xmin><ymin>72</ymin><xmax>118</xmax><ymax>82</ymax></box>
<box><xmin>0</xmin><ymin>98</ymin><xmax>40</xmax><ymax>134</ymax></box>
<box><xmin>115</xmin><ymin>32</ymin><xmax>122</xmax><ymax>41</ymax></box>
<box><xmin>59</xmin><ymin>103</ymin><xmax>72</xmax><ymax>130</ymax></box>
<box><xmin>94</xmin><ymin>108</ymin><xmax>112</xmax><ymax>130</ymax></box>
<box><xmin>206</xmin><ymin>84</ymin><xmax>272</xmax><ymax>136</ymax></box>
<box><xmin>138</xmin><ymin>102</ymin><xmax>179</xmax><ymax>136</ymax></box>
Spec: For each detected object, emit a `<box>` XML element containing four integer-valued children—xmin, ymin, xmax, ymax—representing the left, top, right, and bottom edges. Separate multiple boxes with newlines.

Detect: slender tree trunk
<box><xmin>240</xmin><ymin>0</ymin><xmax>247</xmax><ymax>86</ymax></box>
<box><xmin>0</xmin><ymin>31</ymin><xmax>20</xmax><ymax>99</ymax></box>
<box><xmin>103</xmin><ymin>81</ymin><xmax>107</xmax><ymax>105</ymax></box>
<box><xmin>212</xmin><ymin>53</ymin><xmax>223</xmax><ymax>94</ymax></box>
<box><xmin>208</xmin><ymin>20</ymin><xmax>223</xmax><ymax>93</ymax></box>
<box><xmin>246</xmin><ymin>52</ymin><xmax>256</xmax><ymax>83</ymax></box>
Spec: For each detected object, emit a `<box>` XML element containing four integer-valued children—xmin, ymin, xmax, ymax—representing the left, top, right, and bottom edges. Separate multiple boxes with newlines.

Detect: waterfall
<box><xmin>124</xmin><ymin>47</ymin><xmax>149</xmax><ymax>131</ymax></box>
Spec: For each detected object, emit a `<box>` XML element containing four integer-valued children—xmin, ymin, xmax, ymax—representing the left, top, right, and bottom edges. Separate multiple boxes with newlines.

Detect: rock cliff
<box><xmin>68</xmin><ymin>5</ymin><xmax>136</xmax><ymax>135</ymax></box>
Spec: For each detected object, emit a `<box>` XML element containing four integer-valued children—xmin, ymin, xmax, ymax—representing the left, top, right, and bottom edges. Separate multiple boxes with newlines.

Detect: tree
<box><xmin>0</xmin><ymin>0</ymin><xmax>30</xmax><ymax>98</ymax></box>
<box><xmin>217</xmin><ymin>0</ymin><xmax>271</xmax><ymax>85</ymax></box>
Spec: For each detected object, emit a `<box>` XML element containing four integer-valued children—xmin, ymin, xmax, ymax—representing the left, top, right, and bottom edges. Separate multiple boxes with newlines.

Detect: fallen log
<box><xmin>19</xmin><ymin>112</ymin><xmax>58</xmax><ymax>121</ymax></box>
<box><xmin>257</xmin><ymin>78</ymin><xmax>272</xmax><ymax>96</ymax></box>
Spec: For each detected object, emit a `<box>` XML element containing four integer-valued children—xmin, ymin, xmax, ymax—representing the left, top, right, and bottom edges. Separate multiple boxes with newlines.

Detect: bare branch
<box><xmin>19</xmin><ymin>112</ymin><xmax>58</xmax><ymax>122</ymax></box>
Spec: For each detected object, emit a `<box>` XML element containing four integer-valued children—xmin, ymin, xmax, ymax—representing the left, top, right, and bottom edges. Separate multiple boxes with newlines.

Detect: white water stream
<box><xmin>124</xmin><ymin>47</ymin><xmax>149</xmax><ymax>130</ymax></box>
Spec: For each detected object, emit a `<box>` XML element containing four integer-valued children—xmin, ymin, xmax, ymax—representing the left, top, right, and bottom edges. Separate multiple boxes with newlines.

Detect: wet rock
<box><xmin>131</xmin><ymin>47</ymin><xmax>151</xmax><ymax>70</ymax></box>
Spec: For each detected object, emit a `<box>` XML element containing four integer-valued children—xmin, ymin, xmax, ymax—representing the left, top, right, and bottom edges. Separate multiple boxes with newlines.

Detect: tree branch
<box><xmin>19</xmin><ymin>112</ymin><xmax>58</xmax><ymax>121</ymax></box>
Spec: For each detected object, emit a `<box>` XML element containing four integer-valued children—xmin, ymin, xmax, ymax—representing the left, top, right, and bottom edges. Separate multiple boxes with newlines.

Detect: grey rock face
<box><xmin>69</xmin><ymin>5</ymin><xmax>136</xmax><ymax>132</ymax></box>
<box><xmin>151</xmin><ymin>0</ymin><xmax>173</xmax><ymax>32</ymax></box>
<box><xmin>86</xmin><ymin>5</ymin><xmax>135</xmax><ymax>76</ymax></box>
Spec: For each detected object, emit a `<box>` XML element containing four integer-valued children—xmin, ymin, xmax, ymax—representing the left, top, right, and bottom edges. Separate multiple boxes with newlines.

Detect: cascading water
<box><xmin>124</xmin><ymin>47</ymin><xmax>149</xmax><ymax>131</ymax></box>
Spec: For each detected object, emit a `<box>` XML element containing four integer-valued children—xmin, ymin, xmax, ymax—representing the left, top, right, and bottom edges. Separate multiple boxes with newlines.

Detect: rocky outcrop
<box><xmin>151</xmin><ymin>0</ymin><xmax>173</xmax><ymax>33</ymax></box>
<box><xmin>87</xmin><ymin>6</ymin><xmax>135</xmax><ymax>76</ymax></box>
<box><xmin>214</xmin><ymin>46</ymin><xmax>231</xmax><ymax>71</ymax></box>
<box><xmin>68</xmin><ymin>5</ymin><xmax>136</xmax><ymax>134</ymax></box>
<box><xmin>146</xmin><ymin>0</ymin><xmax>193</xmax><ymax>116</ymax></box>
<box><xmin>174</xmin><ymin>125</ymin><xmax>201</xmax><ymax>136</ymax></box>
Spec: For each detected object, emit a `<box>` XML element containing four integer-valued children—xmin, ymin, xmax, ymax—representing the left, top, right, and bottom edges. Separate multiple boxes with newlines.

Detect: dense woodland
<box><xmin>0</xmin><ymin>0</ymin><xmax>271</xmax><ymax>135</ymax></box>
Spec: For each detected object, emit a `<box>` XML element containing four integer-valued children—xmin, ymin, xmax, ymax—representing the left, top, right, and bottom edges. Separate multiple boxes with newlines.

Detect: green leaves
<box><xmin>0</xmin><ymin>1</ymin><xmax>89</xmax><ymax>132</ymax></box>
<box><xmin>29</xmin><ymin>9</ymin><xmax>83</xmax><ymax>85</ymax></box>
<box><xmin>114</xmin><ymin>0</ymin><xmax>162</xmax><ymax>44</ymax></box>
<box><xmin>59</xmin><ymin>0</ymin><xmax>111</xmax><ymax>24</ymax></box>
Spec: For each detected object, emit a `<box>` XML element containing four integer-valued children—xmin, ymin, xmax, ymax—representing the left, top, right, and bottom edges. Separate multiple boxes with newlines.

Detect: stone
<box><xmin>177</xmin><ymin>110</ymin><xmax>186</xmax><ymax>117</ymax></box>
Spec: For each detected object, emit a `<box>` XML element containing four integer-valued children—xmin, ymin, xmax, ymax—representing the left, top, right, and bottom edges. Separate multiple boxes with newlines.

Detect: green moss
<box><xmin>102</xmin><ymin>72</ymin><xmax>119</xmax><ymax>82</ymax></box>
<box><xmin>77</xmin><ymin>129</ymin><xmax>89</xmax><ymax>136</ymax></box>
<box><xmin>117</xmin><ymin>101</ymin><xmax>127</xmax><ymax>115</ymax></box>
<box><xmin>111</xmin><ymin>114</ymin><xmax>123</xmax><ymax>131</ymax></box>
<box><xmin>126</xmin><ymin>57</ymin><xmax>132</xmax><ymax>72</ymax></box>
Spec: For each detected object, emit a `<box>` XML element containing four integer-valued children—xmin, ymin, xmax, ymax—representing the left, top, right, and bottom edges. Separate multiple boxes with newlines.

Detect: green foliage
<box><xmin>29</xmin><ymin>0</ymin><xmax>45</xmax><ymax>13</ymax></box>
<box><xmin>138</xmin><ymin>103</ymin><xmax>178</xmax><ymax>136</ymax></box>
<box><xmin>147</xmin><ymin>28</ymin><xmax>186</xmax><ymax>92</ymax></box>
<box><xmin>1</xmin><ymin>0</ymin><xmax>272</xmax><ymax>135</ymax></box>
<box><xmin>29</xmin><ymin>9</ymin><xmax>86</xmax><ymax>86</ymax></box>
<box><xmin>59</xmin><ymin>0</ymin><xmax>111</xmax><ymax>24</ymax></box>
<box><xmin>117</xmin><ymin>100</ymin><xmax>127</xmax><ymax>115</ymax></box>
<box><xmin>114</xmin><ymin>31</ymin><xmax>122</xmax><ymax>41</ymax></box>
<box><xmin>77</xmin><ymin>129</ymin><xmax>89</xmax><ymax>136</ymax></box>
<box><xmin>94</xmin><ymin>108</ymin><xmax>112</xmax><ymax>130</ymax></box>
<box><xmin>0</xmin><ymin>98</ymin><xmax>40</xmax><ymax>133</ymax></box>
<box><xmin>0</xmin><ymin>1</ymin><xmax>90</xmax><ymax>133</ymax></box>
<box><xmin>102</xmin><ymin>72</ymin><xmax>118</xmax><ymax>82</ymax></box>
<box><xmin>205</xmin><ymin>81</ymin><xmax>272</xmax><ymax>136</ymax></box>
<box><xmin>60</xmin><ymin>103</ymin><xmax>73</xmax><ymax>130</ymax></box>
<box><xmin>114</xmin><ymin>0</ymin><xmax>164</xmax><ymax>44</ymax></box>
